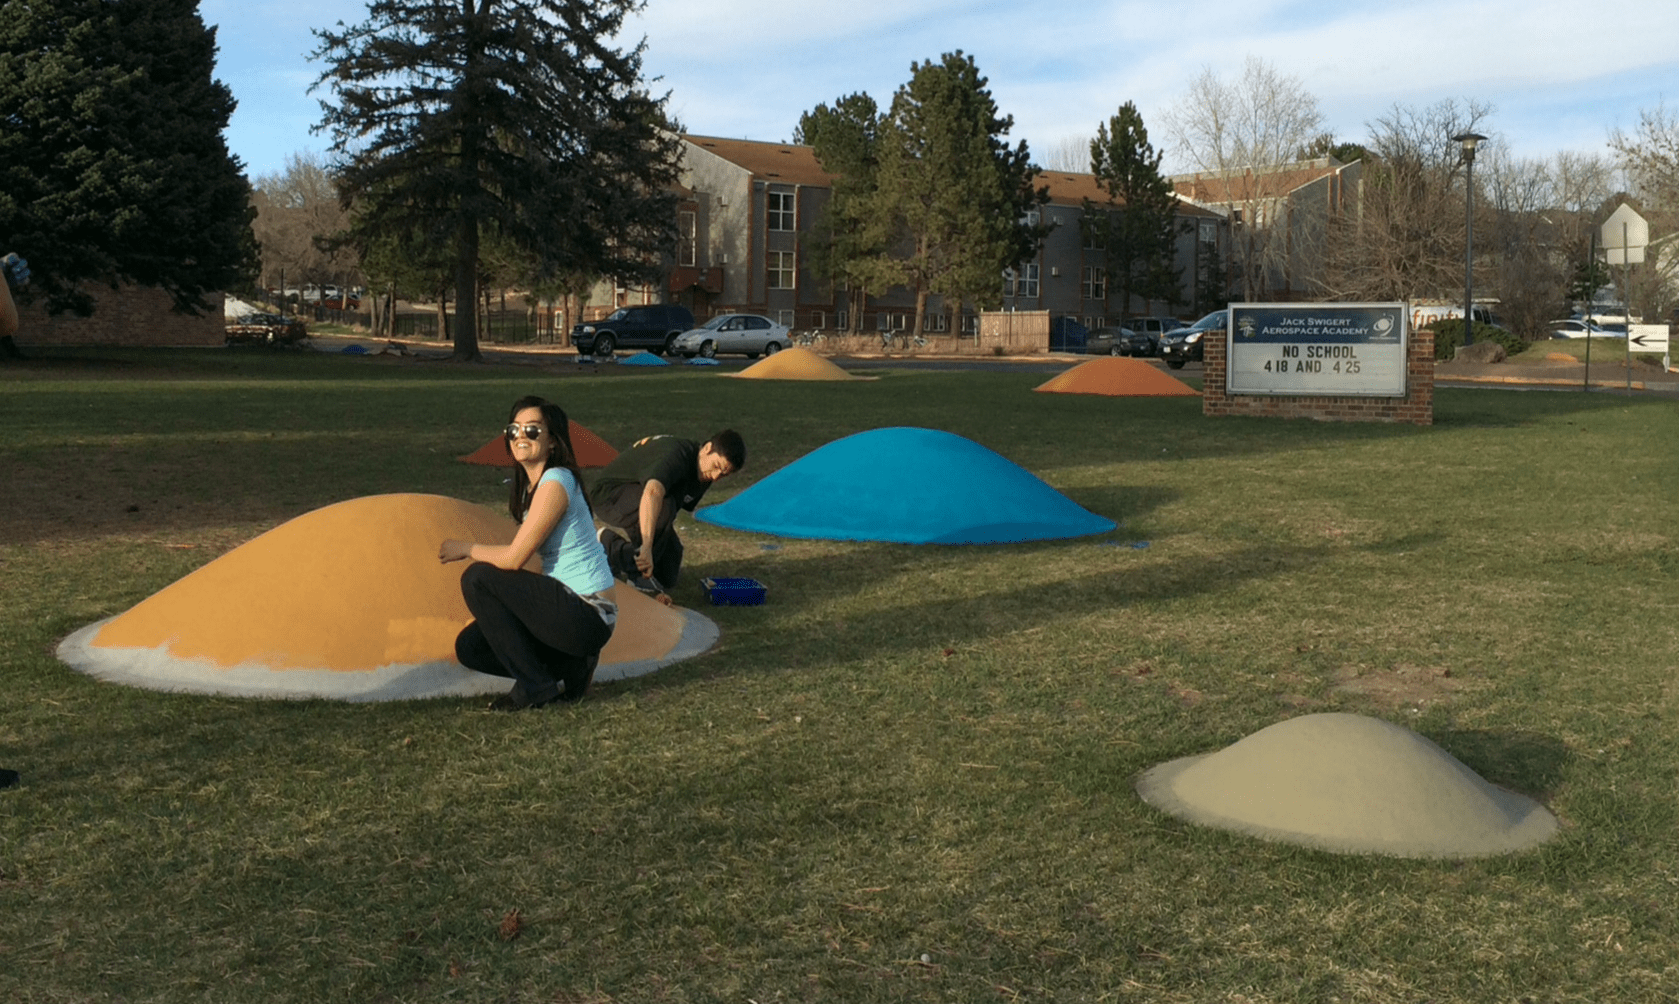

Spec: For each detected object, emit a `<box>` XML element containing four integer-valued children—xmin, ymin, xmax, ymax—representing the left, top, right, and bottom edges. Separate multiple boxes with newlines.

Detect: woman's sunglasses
<box><xmin>505</xmin><ymin>423</ymin><xmax>547</xmax><ymax>440</ymax></box>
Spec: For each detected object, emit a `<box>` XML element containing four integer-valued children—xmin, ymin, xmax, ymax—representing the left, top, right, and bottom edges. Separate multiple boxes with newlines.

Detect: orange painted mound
<box><xmin>57</xmin><ymin>494</ymin><xmax>716</xmax><ymax>701</ymax></box>
<box><xmin>729</xmin><ymin>346</ymin><xmax>876</xmax><ymax>381</ymax></box>
<box><xmin>459</xmin><ymin>420</ymin><xmax>619</xmax><ymax>467</ymax></box>
<box><xmin>1033</xmin><ymin>357</ymin><xmax>1199</xmax><ymax>397</ymax></box>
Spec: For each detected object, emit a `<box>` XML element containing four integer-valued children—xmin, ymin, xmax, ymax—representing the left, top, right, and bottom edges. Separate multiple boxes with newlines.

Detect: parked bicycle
<box><xmin>796</xmin><ymin>329</ymin><xmax>826</xmax><ymax>347</ymax></box>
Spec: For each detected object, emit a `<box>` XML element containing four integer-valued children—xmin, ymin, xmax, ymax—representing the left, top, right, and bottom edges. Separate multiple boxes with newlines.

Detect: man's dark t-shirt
<box><xmin>589</xmin><ymin>435</ymin><xmax>712</xmax><ymax>512</ymax></box>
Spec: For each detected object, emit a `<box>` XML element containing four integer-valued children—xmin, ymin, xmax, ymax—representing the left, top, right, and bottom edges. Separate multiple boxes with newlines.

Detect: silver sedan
<box><xmin>670</xmin><ymin>314</ymin><xmax>791</xmax><ymax>358</ymax></box>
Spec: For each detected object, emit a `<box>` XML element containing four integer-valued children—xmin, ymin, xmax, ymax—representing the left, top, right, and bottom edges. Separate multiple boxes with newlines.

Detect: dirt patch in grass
<box><xmin>1331</xmin><ymin>662</ymin><xmax>1466</xmax><ymax>710</ymax></box>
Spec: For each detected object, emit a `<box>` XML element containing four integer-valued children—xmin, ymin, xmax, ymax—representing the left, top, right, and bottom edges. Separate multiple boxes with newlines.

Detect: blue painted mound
<box><xmin>619</xmin><ymin>351</ymin><xmax>669</xmax><ymax>367</ymax></box>
<box><xmin>696</xmin><ymin>427</ymin><xmax>1116</xmax><ymax>544</ymax></box>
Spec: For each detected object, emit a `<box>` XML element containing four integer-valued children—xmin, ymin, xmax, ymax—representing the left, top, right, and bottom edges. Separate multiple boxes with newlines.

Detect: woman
<box><xmin>440</xmin><ymin>396</ymin><xmax>616</xmax><ymax>710</ymax></box>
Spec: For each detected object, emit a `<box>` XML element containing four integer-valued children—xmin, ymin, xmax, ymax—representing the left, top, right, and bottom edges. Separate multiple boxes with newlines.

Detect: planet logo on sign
<box><xmin>1237</xmin><ymin>316</ymin><xmax>1257</xmax><ymax>339</ymax></box>
<box><xmin>1373</xmin><ymin>316</ymin><xmax>1394</xmax><ymax>337</ymax></box>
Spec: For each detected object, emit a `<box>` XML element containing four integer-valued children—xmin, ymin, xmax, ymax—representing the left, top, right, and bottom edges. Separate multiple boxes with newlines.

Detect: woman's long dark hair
<box><xmin>506</xmin><ymin>395</ymin><xmax>591</xmax><ymax>522</ymax></box>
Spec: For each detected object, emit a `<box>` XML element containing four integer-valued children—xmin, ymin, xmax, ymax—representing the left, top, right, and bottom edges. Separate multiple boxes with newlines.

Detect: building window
<box><xmin>1081</xmin><ymin>265</ymin><xmax>1106</xmax><ymax>301</ymax></box>
<box><xmin>1199</xmin><ymin>220</ymin><xmax>1218</xmax><ymax>245</ymax></box>
<box><xmin>1083</xmin><ymin>217</ymin><xmax>1107</xmax><ymax>251</ymax></box>
<box><xmin>767</xmin><ymin>190</ymin><xmax>795</xmax><ymax>232</ymax></box>
<box><xmin>1017</xmin><ymin>263</ymin><xmax>1039</xmax><ymax>299</ymax></box>
<box><xmin>923</xmin><ymin>312</ymin><xmax>947</xmax><ymax>333</ymax></box>
<box><xmin>777</xmin><ymin>309</ymin><xmax>794</xmax><ymax>327</ymax></box>
<box><xmin>835</xmin><ymin>310</ymin><xmax>848</xmax><ymax>330</ymax></box>
<box><xmin>677</xmin><ymin>211</ymin><xmax>696</xmax><ymax>267</ymax></box>
<box><xmin>768</xmin><ymin>250</ymin><xmax>795</xmax><ymax>290</ymax></box>
<box><xmin>1084</xmin><ymin>316</ymin><xmax>1104</xmax><ymax>330</ymax></box>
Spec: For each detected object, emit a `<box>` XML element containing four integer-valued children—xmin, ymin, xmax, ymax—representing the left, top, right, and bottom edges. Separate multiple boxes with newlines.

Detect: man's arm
<box><xmin>635</xmin><ymin>478</ymin><xmax>667</xmax><ymax>577</ymax></box>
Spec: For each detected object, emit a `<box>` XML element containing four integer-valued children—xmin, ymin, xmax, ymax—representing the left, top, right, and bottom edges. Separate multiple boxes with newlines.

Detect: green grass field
<box><xmin>3</xmin><ymin>349</ymin><xmax>1677</xmax><ymax>1003</ymax></box>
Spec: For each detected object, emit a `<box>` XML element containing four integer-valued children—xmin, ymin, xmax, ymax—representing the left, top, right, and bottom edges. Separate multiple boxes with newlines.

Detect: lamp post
<box><xmin>1451</xmin><ymin>132</ymin><xmax>1487</xmax><ymax>346</ymax></box>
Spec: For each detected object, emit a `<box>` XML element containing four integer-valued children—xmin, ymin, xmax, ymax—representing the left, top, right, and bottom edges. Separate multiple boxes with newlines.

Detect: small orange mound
<box><xmin>58</xmin><ymin>494</ymin><xmax>716</xmax><ymax>700</ymax></box>
<box><xmin>1034</xmin><ymin>357</ymin><xmax>1199</xmax><ymax>397</ymax></box>
<box><xmin>460</xmin><ymin>419</ymin><xmax>619</xmax><ymax>467</ymax></box>
<box><xmin>1544</xmin><ymin>352</ymin><xmax>1579</xmax><ymax>363</ymax></box>
<box><xmin>729</xmin><ymin>346</ymin><xmax>876</xmax><ymax>381</ymax></box>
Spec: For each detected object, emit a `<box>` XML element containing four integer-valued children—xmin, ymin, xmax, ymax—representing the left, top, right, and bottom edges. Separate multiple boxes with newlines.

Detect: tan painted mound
<box><xmin>460</xmin><ymin>420</ymin><xmax>618</xmax><ymax>467</ymax></box>
<box><xmin>56</xmin><ymin>494</ymin><xmax>716</xmax><ymax>701</ymax></box>
<box><xmin>1033</xmin><ymin>357</ymin><xmax>1199</xmax><ymax>397</ymax></box>
<box><xmin>729</xmin><ymin>346</ymin><xmax>876</xmax><ymax>381</ymax></box>
<box><xmin>1135</xmin><ymin>713</ymin><xmax>1558</xmax><ymax>858</ymax></box>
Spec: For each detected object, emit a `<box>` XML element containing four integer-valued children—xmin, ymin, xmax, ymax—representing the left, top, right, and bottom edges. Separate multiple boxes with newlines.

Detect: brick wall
<box><xmin>1202</xmin><ymin>324</ymin><xmax>1434</xmax><ymax>426</ymax></box>
<box><xmin>13</xmin><ymin>285</ymin><xmax>225</xmax><ymax>348</ymax></box>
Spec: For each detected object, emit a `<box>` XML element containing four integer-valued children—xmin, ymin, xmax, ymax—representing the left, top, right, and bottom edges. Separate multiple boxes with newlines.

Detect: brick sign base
<box><xmin>1203</xmin><ymin>325</ymin><xmax>1434</xmax><ymax>426</ymax></box>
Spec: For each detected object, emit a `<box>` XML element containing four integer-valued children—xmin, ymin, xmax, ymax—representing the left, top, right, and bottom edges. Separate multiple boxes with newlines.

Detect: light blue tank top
<box><xmin>535</xmin><ymin>468</ymin><xmax>615</xmax><ymax>595</ymax></box>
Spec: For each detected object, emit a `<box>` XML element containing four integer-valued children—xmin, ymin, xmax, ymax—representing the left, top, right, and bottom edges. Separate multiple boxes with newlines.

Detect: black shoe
<box><xmin>487</xmin><ymin>686</ymin><xmax>558</xmax><ymax>712</ymax></box>
<box><xmin>557</xmin><ymin>653</ymin><xmax>599</xmax><ymax>703</ymax></box>
<box><xmin>0</xmin><ymin>769</ymin><xmax>19</xmax><ymax>789</ymax></box>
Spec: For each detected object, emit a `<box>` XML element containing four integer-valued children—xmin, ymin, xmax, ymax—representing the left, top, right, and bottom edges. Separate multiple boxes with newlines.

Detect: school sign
<box><xmin>1226</xmin><ymin>304</ymin><xmax>1409</xmax><ymax>397</ymax></box>
<box><xmin>1202</xmin><ymin>302</ymin><xmax>1433</xmax><ymax>426</ymax></box>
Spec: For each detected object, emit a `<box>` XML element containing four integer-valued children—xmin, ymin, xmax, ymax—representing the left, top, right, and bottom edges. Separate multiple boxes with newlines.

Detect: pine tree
<box><xmin>870</xmin><ymin>52</ymin><xmax>1046</xmax><ymax>336</ymax></box>
<box><xmin>1089</xmin><ymin>102</ymin><xmax>1180</xmax><ymax>320</ymax></box>
<box><xmin>796</xmin><ymin>93</ymin><xmax>887</xmax><ymax>334</ymax></box>
<box><xmin>0</xmin><ymin>0</ymin><xmax>257</xmax><ymax>316</ymax></box>
<box><xmin>313</xmin><ymin>0</ymin><xmax>681</xmax><ymax>361</ymax></box>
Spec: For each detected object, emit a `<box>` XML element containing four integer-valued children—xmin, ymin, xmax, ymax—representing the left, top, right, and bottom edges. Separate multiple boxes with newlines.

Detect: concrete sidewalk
<box><xmin>1434</xmin><ymin>357</ymin><xmax>1679</xmax><ymax>393</ymax></box>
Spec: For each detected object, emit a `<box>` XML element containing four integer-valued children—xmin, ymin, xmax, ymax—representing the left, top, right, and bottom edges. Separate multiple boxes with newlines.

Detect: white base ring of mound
<box><xmin>56</xmin><ymin>610</ymin><xmax>719</xmax><ymax>703</ymax></box>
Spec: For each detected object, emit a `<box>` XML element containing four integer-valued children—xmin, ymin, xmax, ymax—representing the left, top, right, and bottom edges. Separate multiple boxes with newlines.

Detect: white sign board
<box><xmin>1227</xmin><ymin>303</ymin><xmax>1409</xmax><ymax>397</ymax></box>
<box><xmin>1602</xmin><ymin>203</ymin><xmax>1649</xmax><ymax>265</ymax></box>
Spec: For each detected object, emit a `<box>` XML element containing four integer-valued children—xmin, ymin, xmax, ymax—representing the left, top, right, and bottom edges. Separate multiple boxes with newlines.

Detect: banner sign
<box><xmin>1227</xmin><ymin>303</ymin><xmax>1409</xmax><ymax>397</ymax></box>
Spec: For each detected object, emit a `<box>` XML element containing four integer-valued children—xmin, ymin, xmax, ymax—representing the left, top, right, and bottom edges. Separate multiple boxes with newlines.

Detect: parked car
<box><xmin>571</xmin><ymin>303</ymin><xmax>695</xmax><ymax>356</ymax></box>
<box><xmin>1125</xmin><ymin>317</ymin><xmax>1179</xmax><ymax>347</ymax></box>
<box><xmin>225</xmin><ymin>312</ymin><xmax>308</xmax><ymax>345</ymax></box>
<box><xmin>670</xmin><ymin>314</ymin><xmax>791</xmax><ymax>358</ymax></box>
<box><xmin>1547</xmin><ymin>318</ymin><xmax>1604</xmax><ymax>339</ymax></box>
<box><xmin>1159</xmin><ymin>310</ymin><xmax>1227</xmax><ymax>368</ymax></box>
<box><xmin>1084</xmin><ymin>327</ymin><xmax>1136</xmax><ymax>355</ymax></box>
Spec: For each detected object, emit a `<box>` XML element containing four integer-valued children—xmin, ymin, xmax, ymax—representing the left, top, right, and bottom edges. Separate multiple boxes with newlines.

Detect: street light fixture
<box><xmin>1451</xmin><ymin>131</ymin><xmax>1487</xmax><ymax>347</ymax></box>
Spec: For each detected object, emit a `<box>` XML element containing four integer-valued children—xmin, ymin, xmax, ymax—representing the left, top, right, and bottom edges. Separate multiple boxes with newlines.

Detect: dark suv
<box><xmin>571</xmin><ymin>304</ymin><xmax>695</xmax><ymax>356</ymax></box>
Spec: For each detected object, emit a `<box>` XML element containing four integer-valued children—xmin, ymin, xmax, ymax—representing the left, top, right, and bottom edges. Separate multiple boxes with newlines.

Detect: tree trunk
<box><xmin>912</xmin><ymin>285</ymin><xmax>927</xmax><ymax>345</ymax></box>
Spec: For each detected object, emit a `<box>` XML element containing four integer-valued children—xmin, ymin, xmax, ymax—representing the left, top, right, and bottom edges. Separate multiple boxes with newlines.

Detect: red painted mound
<box><xmin>1034</xmin><ymin>357</ymin><xmax>1199</xmax><ymax>397</ymax></box>
<box><xmin>460</xmin><ymin>420</ymin><xmax>619</xmax><ymax>467</ymax></box>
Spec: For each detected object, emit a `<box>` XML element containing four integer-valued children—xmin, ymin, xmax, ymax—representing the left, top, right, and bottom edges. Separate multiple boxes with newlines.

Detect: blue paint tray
<box><xmin>701</xmin><ymin>577</ymin><xmax>766</xmax><ymax>606</ymax></box>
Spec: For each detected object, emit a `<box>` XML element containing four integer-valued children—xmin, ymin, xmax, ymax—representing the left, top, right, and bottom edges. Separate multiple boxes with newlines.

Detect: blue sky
<box><xmin>202</xmin><ymin>0</ymin><xmax>1677</xmax><ymax>182</ymax></box>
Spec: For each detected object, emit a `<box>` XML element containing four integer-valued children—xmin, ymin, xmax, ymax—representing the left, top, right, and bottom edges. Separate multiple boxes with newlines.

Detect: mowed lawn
<box><xmin>2</xmin><ymin>348</ymin><xmax>1677</xmax><ymax>1003</ymax></box>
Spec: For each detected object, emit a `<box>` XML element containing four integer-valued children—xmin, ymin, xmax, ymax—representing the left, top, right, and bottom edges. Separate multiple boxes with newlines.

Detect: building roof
<box><xmin>1040</xmin><ymin>171</ymin><xmax>1224</xmax><ymax>219</ymax></box>
<box><xmin>1170</xmin><ymin>158</ymin><xmax>1349</xmax><ymax>205</ymax></box>
<box><xmin>682</xmin><ymin>135</ymin><xmax>836</xmax><ymax>187</ymax></box>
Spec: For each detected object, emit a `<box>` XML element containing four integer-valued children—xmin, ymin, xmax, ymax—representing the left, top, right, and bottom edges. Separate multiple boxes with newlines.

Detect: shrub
<box><xmin>1432</xmin><ymin>319</ymin><xmax>1524</xmax><ymax>360</ymax></box>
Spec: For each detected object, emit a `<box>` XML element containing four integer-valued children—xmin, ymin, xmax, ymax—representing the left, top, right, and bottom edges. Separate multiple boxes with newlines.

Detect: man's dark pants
<box><xmin>594</xmin><ymin>483</ymin><xmax>685</xmax><ymax>588</ymax></box>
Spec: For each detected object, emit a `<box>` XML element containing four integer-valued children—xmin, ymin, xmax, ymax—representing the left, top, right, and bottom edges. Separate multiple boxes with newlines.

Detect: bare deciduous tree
<box><xmin>1042</xmin><ymin>134</ymin><xmax>1093</xmax><ymax>174</ymax></box>
<box><xmin>1610</xmin><ymin>102</ymin><xmax>1679</xmax><ymax>211</ymax></box>
<box><xmin>1161</xmin><ymin>56</ymin><xmax>1324</xmax><ymax>301</ymax></box>
<box><xmin>251</xmin><ymin>151</ymin><xmax>354</xmax><ymax>296</ymax></box>
<box><xmin>1319</xmin><ymin>98</ymin><xmax>1492</xmax><ymax>305</ymax></box>
<box><xmin>1609</xmin><ymin>105</ymin><xmax>1679</xmax><ymax>322</ymax></box>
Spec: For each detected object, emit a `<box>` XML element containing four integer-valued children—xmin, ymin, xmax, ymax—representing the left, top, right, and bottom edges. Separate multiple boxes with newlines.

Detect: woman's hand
<box><xmin>438</xmin><ymin>539</ymin><xmax>473</xmax><ymax>563</ymax></box>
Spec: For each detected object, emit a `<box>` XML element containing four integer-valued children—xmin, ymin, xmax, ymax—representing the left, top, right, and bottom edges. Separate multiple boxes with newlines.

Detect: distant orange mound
<box><xmin>1034</xmin><ymin>357</ymin><xmax>1199</xmax><ymax>397</ymax></box>
<box><xmin>460</xmin><ymin>420</ymin><xmax>618</xmax><ymax>467</ymax></box>
<box><xmin>57</xmin><ymin>494</ymin><xmax>716</xmax><ymax>701</ymax></box>
<box><xmin>729</xmin><ymin>346</ymin><xmax>876</xmax><ymax>381</ymax></box>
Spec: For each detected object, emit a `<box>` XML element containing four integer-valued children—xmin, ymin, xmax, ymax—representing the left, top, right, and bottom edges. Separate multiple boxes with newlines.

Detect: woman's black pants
<box><xmin>454</xmin><ymin>562</ymin><xmax>614</xmax><ymax>703</ymax></box>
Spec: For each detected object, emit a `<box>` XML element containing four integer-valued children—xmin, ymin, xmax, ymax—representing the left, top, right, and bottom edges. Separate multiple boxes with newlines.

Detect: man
<box><xmin>590</xmin><ymin>430</ymin><xmax>745</xmax><ymax>602</ymax></box>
